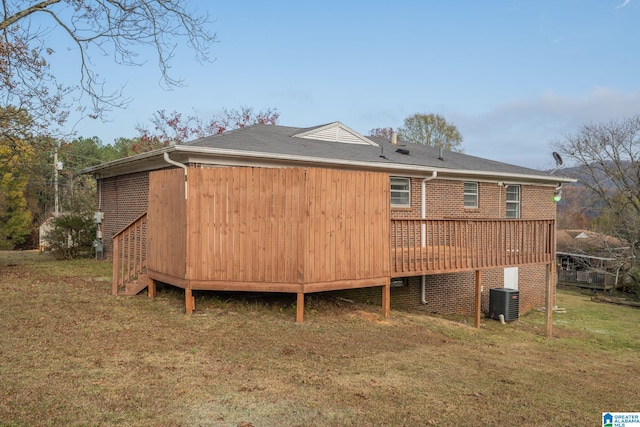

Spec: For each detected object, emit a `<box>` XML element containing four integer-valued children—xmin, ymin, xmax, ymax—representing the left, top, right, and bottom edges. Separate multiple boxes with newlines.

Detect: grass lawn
<box><xmin>1</xmin><ymin>251</ymin><xmax>639</xmax><ymax>426</ymax></box>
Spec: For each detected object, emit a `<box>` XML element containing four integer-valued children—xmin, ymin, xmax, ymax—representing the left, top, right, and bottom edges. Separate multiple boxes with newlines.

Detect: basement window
<box><xmin>390</xmin><ymin>277</ymin><xmax>408</xmax><ymax>288</ymax></box>
<box><xmin>391</xmin><ymin>177</ymin><xmax>410</xmax><ymax>207</ymax></box>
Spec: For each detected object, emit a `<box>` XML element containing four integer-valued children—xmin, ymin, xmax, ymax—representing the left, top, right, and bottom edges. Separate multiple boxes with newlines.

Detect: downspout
<box><xmin>421</xmin><ymin>170</ymin><xmax>437</xmax><ymax>304</ymax></box>
<box><xmin>164</xmin><ymin>152</ymin><xmax>188</xmax><ymax>199</ymax></box>
<box><xmin>163</xmin><ymin>151</ymin><xmax>190</xmax><ymax>301</ymax></box>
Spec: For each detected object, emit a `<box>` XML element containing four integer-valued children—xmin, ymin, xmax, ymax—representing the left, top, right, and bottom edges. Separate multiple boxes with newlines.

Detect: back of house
<box><xmin>81</xmin><ymin>121</ymin><xmax>573</xmax><ymax>320</ymax></box>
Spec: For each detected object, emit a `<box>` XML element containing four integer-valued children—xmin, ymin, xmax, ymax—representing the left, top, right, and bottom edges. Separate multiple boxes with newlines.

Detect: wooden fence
<box><xmin>146</xmin><ymin>167</ymin><xmax>390</xmax><ymax>291</ymax></box>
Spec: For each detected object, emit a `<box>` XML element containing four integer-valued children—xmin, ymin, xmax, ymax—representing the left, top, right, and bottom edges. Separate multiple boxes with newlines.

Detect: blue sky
<box><xmin>57</xmin><ymin>0</ymin><xmax>639</xmax><ymax>170</ymax></box>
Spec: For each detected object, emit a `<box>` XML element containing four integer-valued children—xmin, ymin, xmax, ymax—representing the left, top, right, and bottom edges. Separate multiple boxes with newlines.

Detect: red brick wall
<box><xmin>379</xmin><ymin>176</ymin><xmax>556</xmax><ymax>317</ymax></box>
<box><xmin>521</xmin><ymin>185</ymin><xmax>557</xmax><ymax>219</ymax></box>
<box><xmin>392</xmin><ymin>178</ymin><xmax>556</xmax><ymax>220</ymax></box>
<box><xmin>98</xmin><ymin>171</ymin><xmax>151</xmax><ymax>258</ymax></box>
<box><xmin>333</xmin><ymin>264</ymin><xmax>552</xmax><ymax>318</ymax></box>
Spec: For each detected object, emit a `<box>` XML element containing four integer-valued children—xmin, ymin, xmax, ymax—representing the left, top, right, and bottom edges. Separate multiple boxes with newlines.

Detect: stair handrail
<box><xmin>112</xmin><ymin>212</ymin><xmax>148</xmax><ymax>295</ymax></box>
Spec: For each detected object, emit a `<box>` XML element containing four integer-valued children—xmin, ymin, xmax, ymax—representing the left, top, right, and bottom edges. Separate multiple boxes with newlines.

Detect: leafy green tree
<box><xmin>399</xmin><ymin>113</ymin><xmax>464</xmax><ymax>152</ymax></box>
<box><xmin>59</xmin><ymin>137</ymin><xmax>114</xmax><ymax>170</ymax></box>
<box><xmin>0</xmin><ymin>170</ymin><xmax>32</xmax><ymax>249</ymax></box>
<box><xmin>47</xmin><ymin>214</ymin><xmax>96</xmax><ymax>259</ymax></box>
<box><xmin>0</xmin><ymin>108</ymin><xmax>36</xmax><ymax>248</ymax></box>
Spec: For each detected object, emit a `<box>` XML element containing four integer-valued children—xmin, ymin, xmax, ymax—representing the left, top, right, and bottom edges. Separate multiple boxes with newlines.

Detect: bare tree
<box><xmin>1</xmin><ymin>0</ymin><xmax>216</xmax><ymax>133</ymax></box>
<box><xmin>368</xmin><ymin>127</ymin><xmax>394</xmax><ymax>140</ymax></box>
<box><xmin>552</xmin><ymin>115</ymin><xmax>640</xmax><ymax>296</ymax></box>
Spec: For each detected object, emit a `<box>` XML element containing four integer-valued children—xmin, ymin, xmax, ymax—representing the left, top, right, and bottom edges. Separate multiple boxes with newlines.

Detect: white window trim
<box><xmin>506</xmin><ymin>185</ymin><xmax>521</xmax><ymax>218</ymax></box>
<box><xmin>390</xmin><ymin>176</ymin><xmax>411</xmax><ymax>207</ymax></box>
<box><xmin>464</xmin><ymin>182</ymin><xmax>478</xmax><ymax>209</ymax></box>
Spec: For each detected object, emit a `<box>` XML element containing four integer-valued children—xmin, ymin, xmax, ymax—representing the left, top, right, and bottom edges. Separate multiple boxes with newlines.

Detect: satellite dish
<box><xmin>552</xmin><ymin>152</ymin><xmax>563</xmax><ymax>166</ymax></box>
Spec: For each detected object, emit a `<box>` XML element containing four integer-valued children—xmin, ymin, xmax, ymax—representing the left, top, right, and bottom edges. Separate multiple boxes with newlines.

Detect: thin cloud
<box><xmin>614</xmin><ymin>0</ymin><xmax>630</xmax><ymax>10</ymax></box>
<box><xmin>450</xmin><ymin>88</ymin><xmax>640</xmax><ymax>169</ymax></box>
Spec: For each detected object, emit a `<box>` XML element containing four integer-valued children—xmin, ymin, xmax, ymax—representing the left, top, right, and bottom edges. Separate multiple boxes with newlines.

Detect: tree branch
<box><xmin>0</xmin><ymin>0</ymin><xmax>62</xmax><ymax>30</ymax></box>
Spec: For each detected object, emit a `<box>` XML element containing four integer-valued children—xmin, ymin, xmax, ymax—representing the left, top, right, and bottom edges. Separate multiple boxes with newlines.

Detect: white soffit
<box><xmin>293</xmin><ymin>121</ymin><xmax>378</xmax><ymax>146</ymax></box>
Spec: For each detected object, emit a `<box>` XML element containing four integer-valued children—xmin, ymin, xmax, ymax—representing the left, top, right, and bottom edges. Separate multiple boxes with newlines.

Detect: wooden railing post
<box><xmin>545</xmin><ymin>262</ymin><xmax>553</xmax><ymax>338</ymax></box>
<box><xmin>112</xmin><ymin>235</ymin><xmax>120</xmax><ymax>296</ymax></box>
<box><xmin>474</xmin><ymin>269</ymin><xmax>482</xmax><ymax>328</ymax></box>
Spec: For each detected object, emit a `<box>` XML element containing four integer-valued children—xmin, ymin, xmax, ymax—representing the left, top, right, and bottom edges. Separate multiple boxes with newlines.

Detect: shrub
<box><xmin>47</xmin><ymin>214</ymin><xmax>96</xmax><ymax>259</ymax></box>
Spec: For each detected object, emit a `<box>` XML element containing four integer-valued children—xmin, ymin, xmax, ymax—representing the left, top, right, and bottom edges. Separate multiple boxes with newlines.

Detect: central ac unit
<box><xmin>489</xmin><ymin>288</ymin><xmax>519</xmax><ymax>322</ymax></box>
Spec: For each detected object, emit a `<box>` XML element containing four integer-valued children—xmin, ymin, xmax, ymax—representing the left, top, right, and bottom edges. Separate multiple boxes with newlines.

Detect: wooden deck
<box><xmin>391</xmin><ymin>218</ymin><xmax>555</xmax><ymax>275</ymax></box>
<box><xmin>112</xmin><ymin>166</ymin><xmax>556</xmax><ymax>323</ymax></box>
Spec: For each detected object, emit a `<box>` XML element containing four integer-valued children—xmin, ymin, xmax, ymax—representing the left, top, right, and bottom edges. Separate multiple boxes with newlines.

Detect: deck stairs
<box><xmin>112</xmin><ymin>212</ymin><xmax>149</xmax><ymax>296</ymax></box>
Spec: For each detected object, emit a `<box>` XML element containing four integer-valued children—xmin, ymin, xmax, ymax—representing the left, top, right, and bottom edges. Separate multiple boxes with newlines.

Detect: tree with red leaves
<box><xmin>132</xmin><ymin>106</ymin><xmax>279</xmax><ymax>153</ymax></box>
<box><xmin>368</xmin><ymin>127</ymin><xmax>395</xmax><ymax>140</ymax></box>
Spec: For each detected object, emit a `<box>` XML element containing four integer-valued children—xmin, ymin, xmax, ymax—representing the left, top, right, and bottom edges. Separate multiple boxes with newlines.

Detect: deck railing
<box><xmin>112</xmin><ymin>212</ymin><xmax>147</xmax><ymax>295</ymax></box>
<box><xmin>557</xmin><ymin>269</ymin><xmax>618</xmax><ymax>286</ymax></box>
<box><xmin>112</xmin><ymin>214</ymin><xmax>553</xmax><ymax>291</ymax></box>
<box><xmin>391</xmin><ymin>218</ymin><xmax>555</xmax><ymax>275</ymax></box>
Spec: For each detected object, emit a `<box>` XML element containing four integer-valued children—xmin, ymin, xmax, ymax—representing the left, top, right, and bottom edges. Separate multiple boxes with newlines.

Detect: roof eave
<box><xmin>81</xmin><ymin>144</ymin><xmax>576</xmax><ymax>185</ymax></box>
<box><xmin>174</xmin><ymin>145</ymin><xmax>576</xmax><ymax>185</ymax></box>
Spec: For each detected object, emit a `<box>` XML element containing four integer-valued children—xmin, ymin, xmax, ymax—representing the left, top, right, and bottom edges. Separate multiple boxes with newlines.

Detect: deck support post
<box><xmin>148</xmin><ymin>277</ymin><xmax>156</xmax><ymax>299</ymax></box>
<box><xmin>545</xmin><ymin>262</ymin><xmax>553</xmax><ymax>338</ymax></box>
<box><xmin>474</xmin><ymin>270</ymin><xmax>482</xmax><ymax>328</ymax></box>
<box><xmin>186</xmin><ymin>288</ymin><xmax>195</xmax><ymax>314</ymax></box>
<box><xmin>382</xmin><ymin>281</ymin><xmax>391</xmax><ymax>319</ymax></box>
<box><xmin>296</xmin><ymin>292</ymin><xmax>304</xmax><ymax>323</ymax></box>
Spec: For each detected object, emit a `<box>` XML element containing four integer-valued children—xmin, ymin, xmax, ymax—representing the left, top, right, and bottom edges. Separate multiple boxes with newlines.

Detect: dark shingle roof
<box><xmin>184</xmin><ymin>123</ymin><xmax>548</xmax><ymax>177</ymax></box>
<box><xmin>81</xmin><ymin>122</ymin><xmax>576</xmax><ymax>183</ymax></box>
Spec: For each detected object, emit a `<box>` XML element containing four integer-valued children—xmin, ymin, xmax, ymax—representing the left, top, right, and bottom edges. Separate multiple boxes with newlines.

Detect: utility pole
<box><xmin>54</xmin><ymin>147</ymin><xmax>59</xmax><ymax>216</ymax></box>
<box><xmin>53</xmin><ymin>147</ymin><xmax>62</xmax><ymax>216</ymax></box>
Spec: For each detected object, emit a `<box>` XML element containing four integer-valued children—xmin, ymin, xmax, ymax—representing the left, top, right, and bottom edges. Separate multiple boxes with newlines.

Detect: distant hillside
<box><xmin>554</xmin><ymin>163</ymin><xmax>617</xmax><ymax>188</ymax></box>
<box><xmin>551</xmin><ymin>163</ymin><xmax>618</xmax><ymax>229</ymax></box>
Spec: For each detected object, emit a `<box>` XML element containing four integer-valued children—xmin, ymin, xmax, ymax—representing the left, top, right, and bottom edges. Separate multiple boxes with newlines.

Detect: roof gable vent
<box><xmin>293</xmin><ymin>122</ymin><xmax>378</xmax><ymax>146</ymax></box>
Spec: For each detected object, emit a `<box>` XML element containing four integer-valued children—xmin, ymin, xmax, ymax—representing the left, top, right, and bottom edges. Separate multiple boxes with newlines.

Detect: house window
<box><xmin>464</xmin><ymin>182</ymin><xmax>478</xmax><ymax>208</ymax></box>
<box><xmin>391</xmin><ymin>177</ymin><xmax>410</xmax><ymax>207</ymax></box>
<box><xmin>506</xmin><ymin>185</ymin><xmax>520</xmax><ymax>218</ymax></box>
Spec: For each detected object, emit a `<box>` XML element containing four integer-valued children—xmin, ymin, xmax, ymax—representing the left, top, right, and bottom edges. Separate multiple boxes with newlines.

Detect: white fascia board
<box><xmin>174</xmin><ymin>145</ymin><xmax>576</xmax><ymax>185</ymax></box>
<box><xmin>82</xmin><ymin>144</ymin><xmax>576</xmax><ymax>186</ymax></box>
<box><xmin>79</xmin><ymin>146</ymin><xmax>176</xmax><ymax>178</ymax></box>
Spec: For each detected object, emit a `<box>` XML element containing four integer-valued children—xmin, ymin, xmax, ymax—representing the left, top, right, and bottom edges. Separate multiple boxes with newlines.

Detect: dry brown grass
<box><xmin>1</xmin><ymin>251</ymin><xmax>639</xmax><ymax>426</ymax></box>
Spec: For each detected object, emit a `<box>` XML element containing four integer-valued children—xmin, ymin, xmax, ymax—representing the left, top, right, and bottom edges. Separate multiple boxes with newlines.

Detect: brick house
<box><xmin>82</xmin><ymin>122</ymin><xmax>573</xmax><ymax>323</ymax></box>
